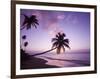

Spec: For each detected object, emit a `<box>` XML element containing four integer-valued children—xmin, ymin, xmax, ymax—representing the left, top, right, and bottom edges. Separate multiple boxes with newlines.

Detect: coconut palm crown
<box><xmin>21</xmin><ymin>14</ymin><xmax>39</xmax><ymax>30</ymax></box>
<box><xmin>52</xmin><ymin>32</ymin><xmax>70</xmax><ymax>54</ymax></box>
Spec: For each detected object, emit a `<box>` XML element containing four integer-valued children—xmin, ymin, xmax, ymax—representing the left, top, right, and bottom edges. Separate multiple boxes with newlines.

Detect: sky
<box><xmin>20</xmin><ymin>9</ymin><xmax>90</xmax><ymax>53</ymax></box>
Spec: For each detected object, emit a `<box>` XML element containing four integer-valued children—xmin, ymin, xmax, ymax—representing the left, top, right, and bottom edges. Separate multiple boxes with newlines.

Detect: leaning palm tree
<box><xmin>21</xmin><ymin>14</ymin><xmax>39</xmax><ymax>30</ymax></box>
<box><xmin>32</xmin><ymin>32</ymin><xmax>70</xmax><ymax>56</ymax></box>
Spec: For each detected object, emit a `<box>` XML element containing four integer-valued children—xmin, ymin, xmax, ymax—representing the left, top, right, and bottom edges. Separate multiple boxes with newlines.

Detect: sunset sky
<box><xmin>20</xmin><ymin>9</ymin><xmax>90</xmax><ymax>53</ymax></box>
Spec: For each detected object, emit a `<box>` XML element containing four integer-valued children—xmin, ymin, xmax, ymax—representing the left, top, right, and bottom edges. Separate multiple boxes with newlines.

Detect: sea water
<box><xmin>36</xmin><ymin>52</ymin><xmax>90</xmax><ymax>67</ymax></box>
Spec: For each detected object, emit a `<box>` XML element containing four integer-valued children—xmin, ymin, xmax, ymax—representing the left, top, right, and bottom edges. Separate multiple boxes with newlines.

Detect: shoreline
<box><xmin>21</xmin><ymin>56</ymin><xmax>59</xmax><ymax>69</ymax></box>
<box><xmin>20</xmin><ymin>50</ymin><xmax>90</xmax><ymax>69</ymax></box>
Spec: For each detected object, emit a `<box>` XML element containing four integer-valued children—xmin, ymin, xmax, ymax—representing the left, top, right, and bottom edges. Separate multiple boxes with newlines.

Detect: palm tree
<box><xmin>20</xmin><ymin>14</ymin><xmax>39</xmax><ymax>61</ymax></box>
<box><xmin>20</xmin><ymin>14</ymin><xmax>39</xmax><ymax>50</ymax></box>
<box><xmin>21</xmin><ymin>14</ymin><xmax>39</xmax><ymax>30</ymax></box>
<box><xmin>20</xmin><ymin>14</ymin><xmax>39</xmax><ymax>51</ymax></box>
<box><xmin>52</xmin><ymin>32</ymin><xmax>70</xmax><ymax>54</ymax></box>
<box><xmin>32</xmin><ymin>32</ymin><xmax>70</xmax><ymax>56</ymax></box>
<box><xmin>24</xmin><ymin>42</ymin><xmax>28</xmax><ymax>47</ymax></box>
<box><xmin>21</xmin><ymin>35</ymin><xmax>28</xmax><ymax>51</ymax></box>
<box><xmin>22</xmin><ymin>35</ymin><xmax>26</xmax><ymax>39</ymax></box>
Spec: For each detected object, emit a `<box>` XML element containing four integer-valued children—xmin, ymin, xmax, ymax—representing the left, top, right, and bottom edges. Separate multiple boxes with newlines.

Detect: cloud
<box><xmin>65</xmin><ymin>14</ymin><xmax>78</xmax><ymax>24</ymax></box>
<box><xmin>34</xmin><ymin>11</ymin><xmax>64</xmax><ymax>36</ymax></box>
<box><xmin>57</xmin><ymin>15</ymin><xmax>65</xmax><ymax>20</ymax></box>
<box><xmin>47</xmin><ymin>23</ymin><xmax>63</xmax><ymax>36</ymax></box>
<box><xmin>32</xmin><ymin>11</ymin><xmax>42</xmax><ymax>20</ymax></box>
<box><xmin>32</xmin><ymin>11</ymin><xmax>78</xmax><ymax>36</ymax></box>
<box><xmin>32</xmin><ymin>11</ymin><xmax>68</xmax><ymax>37</ymax></box>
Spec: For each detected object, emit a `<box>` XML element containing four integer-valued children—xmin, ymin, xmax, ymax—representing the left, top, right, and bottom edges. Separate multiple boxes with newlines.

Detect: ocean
<box><xmin>35</xmin><ymin>52</ymin><xmax>90</xmax><ymax>67</ymax></box>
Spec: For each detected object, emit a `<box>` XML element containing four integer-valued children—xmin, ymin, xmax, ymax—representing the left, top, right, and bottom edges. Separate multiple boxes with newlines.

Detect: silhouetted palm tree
<box><xmin>52</xmin><ymin>32</ymin><xmax>70</xmax><ymax>54</ymax></box>
<box><xmin>20</xmin><ymin>14</ymin><xmax>39</xmax><ymax>61</ymax></box>
<box><xmin>22</xmin><ymin>35</ymin><xmax>26</xmax><ymax>40</ymax></box>
<box><xmin>21</xmin><ymin>14</ymin><xmax>39</xmax><ymax>30</ymax></box>
<box><xmin>20</xmin><ymin>14</ymin><xmax>39</xmax><ymax>51</ymax></box>
<box><xmin>32</xmin><ymin>32</ymin><xmax>70</xmax><ymax>56</ymax></box>
<box><xmin>24</xmin><ymin>42</ymin><xmax>28</xmax><ymax>47</ymax></box>
<box><xmin>21</xmin><ymin>35</ymin><xmax>29</xmax><ymax>61</ymax></box>
<box><xmin>21</xmin><ymin>35</ymin><xmax>28</xmax><ymax>50</ymax></box>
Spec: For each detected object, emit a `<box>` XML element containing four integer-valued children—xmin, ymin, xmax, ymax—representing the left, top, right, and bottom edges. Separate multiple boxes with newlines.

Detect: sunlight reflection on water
<box><xmin>37</xmin><ymin>52</ymin><xmax>90</xmax><ymax>67</ymax></box>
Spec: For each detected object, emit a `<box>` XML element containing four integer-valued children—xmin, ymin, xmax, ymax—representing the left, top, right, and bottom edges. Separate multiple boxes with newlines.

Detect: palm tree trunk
<box><xmin>31</xmin><ymin>47</ymin><xmax>57</xmax><ymax>56</ymax></box>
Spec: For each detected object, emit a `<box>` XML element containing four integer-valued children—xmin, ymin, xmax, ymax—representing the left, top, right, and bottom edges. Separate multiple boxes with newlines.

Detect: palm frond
<box><xmin>32</xmin><ymin>23</ymin><xmax>37</xmax><ymax>28</ymax></box>
<box><xmin>63</xmin><ymin>42</ymin><xmax>70</xmax><ymax>49</ymax></box>
<box><xmin>64</xmin><ymin>38</ymin><xmax>69</xmax><ymax>44</ymax></box>
<box><xmin>22</xmin><ymin>14</ymin><xmax>29</xmax><ymax>26</ymax></box>
<box><xmin>26</xmin><ymin>24</ymin><xmax>31</xmax><ymax>29</ymax></box>
<box><xmin>21</xmin><ymin>14</ymin><xmax>39</xmax><ymax>30</ymax></box>
<box><xmin>62</xmin><ymin>33</ymin><xmax>66</xmax><ymax>37</ymax></box>
<box><xmin>52</xmin><ymin>38</ymin><xmax>58</xmax><ymax>42</ymax></box>
<box><xmin>33</xmin><ymin>20</ymin><xmax>39</xmax><ymax>25</ymax></box>
<box><xmin>56</xmin><ymin>34</ymin><xmax>59</xmax><ymax>38</ymax></box>
<box><xmin>52</xmin><ymin>42</ymin><xmax>58</xmax><ymax>48</ymax></box>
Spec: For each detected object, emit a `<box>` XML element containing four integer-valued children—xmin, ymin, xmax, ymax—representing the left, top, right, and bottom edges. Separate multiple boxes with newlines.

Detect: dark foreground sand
<box><xmin>21</xmin><ymin>56</ymin><xmax>59</xmax><ymax>69</ymax></box>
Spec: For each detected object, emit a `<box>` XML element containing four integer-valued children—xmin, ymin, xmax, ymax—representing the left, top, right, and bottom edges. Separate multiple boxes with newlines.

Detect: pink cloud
<box><xmin>32</xmin><ymin>11</ymin><xmax>64</xmax><ymax>36</ymax></box>
<box><xmin>57</xmin><ymin>15</ymin><xmax>65</xmax><ymax>20</ymax></box>
<box><xmin>65</xmin><ymin>14</ymin><xmax>78</xmax><ymax>24</ymax></box>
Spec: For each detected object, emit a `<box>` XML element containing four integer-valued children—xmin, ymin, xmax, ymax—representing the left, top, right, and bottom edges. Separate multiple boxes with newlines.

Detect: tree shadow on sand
<box><xmin>41</xmin><ymin>56</ymin><xmax>90</xmax><ymax>66</ymax></box>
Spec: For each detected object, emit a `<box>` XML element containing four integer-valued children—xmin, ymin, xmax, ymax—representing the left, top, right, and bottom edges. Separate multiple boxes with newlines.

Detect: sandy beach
<box><xmin>20</xmin><ymin>49</ymin><xmax>90</xmax><ymax>69</ymax></box>
<box><xmin>21</xmin><ymin>55</ymin><xmax>59</xmax><ymax>69</ymax></box>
